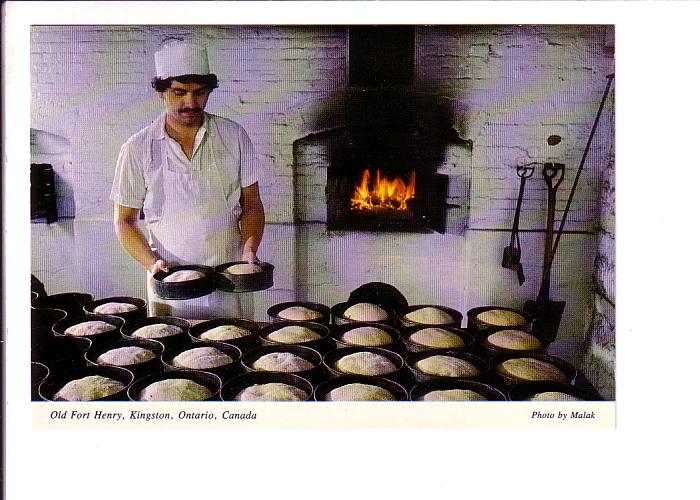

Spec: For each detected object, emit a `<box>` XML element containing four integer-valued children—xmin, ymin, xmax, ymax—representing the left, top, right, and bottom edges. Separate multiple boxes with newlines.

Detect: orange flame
<box><xmin>350</xmin><ymin>169</ymin><xmax>416</xmax><ymax>211</ymax></box>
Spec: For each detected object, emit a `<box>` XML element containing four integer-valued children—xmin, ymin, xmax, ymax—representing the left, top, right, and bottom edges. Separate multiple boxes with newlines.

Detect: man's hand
<box><xmin>241</xmin><ymin>250</ymin><xmax>258</xmax><ymax>264</ymax></box>
<box><xmin>150</xmin><ymin>259</ymin><xmax>169</xmax><ymax>275</ymax></box>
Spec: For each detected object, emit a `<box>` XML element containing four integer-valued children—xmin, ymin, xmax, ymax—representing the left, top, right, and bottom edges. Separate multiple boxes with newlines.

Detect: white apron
<box><xmin>144</xmin><ymin>120</ymin><xmax>253</xmax><ymax>320</ymax></box>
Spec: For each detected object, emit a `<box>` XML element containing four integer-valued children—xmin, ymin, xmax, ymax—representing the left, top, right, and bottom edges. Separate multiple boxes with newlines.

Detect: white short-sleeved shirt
<box><xmin>110</xmin><ymin>112</ymin><xmax>258</xmax><ymax>266</ymax></box>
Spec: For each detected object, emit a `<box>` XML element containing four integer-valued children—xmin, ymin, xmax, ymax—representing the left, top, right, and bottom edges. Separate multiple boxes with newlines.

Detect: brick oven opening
<box><xmin>292</xmin><ymin>27</ymin><xmax>469</xmax><ymax>233</ymax></box>
<box><xmin>293</xmin><ymin>90</ymin><xmax>467</xmax><ymax>233</ymax></box>
<box><xmin>323</xmin><ymin>123</ymin><xmax>451</xmax><ymax>233</ymax></box>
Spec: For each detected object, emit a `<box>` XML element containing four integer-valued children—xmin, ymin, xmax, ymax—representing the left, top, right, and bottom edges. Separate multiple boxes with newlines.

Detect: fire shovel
<box><xmin>524</xmin><ymin>163</ymin><xmax>566</xmax><ymax>343</ymax></box>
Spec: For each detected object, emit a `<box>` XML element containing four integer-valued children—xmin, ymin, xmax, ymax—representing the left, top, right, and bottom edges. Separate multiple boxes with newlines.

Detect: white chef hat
<box><xmin>154</xmin><ymin>40</ymin><xmax>211</xmax><ymax>79</ymax></box>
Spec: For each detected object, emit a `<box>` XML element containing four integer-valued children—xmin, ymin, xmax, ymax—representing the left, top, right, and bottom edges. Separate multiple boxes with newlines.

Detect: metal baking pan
<box><xmin>409</xmin><ymin>379</ymin><xmax>507</xmax><ymax>401</ymax></box>
<box><xmin>84</xmin><ymin>296</ymin><xmax>148</xmax><ymax>324</ymax></box>
<box><xmin>398</xmin><ymin>304</ymin><xmax>463</xmax><ymax>329</ymax></box>
<box><xmin>314</xmin><ymin>374</ymin><xmax>409</xmax><ymax>402</ymax></box>
<box><xmin>267</xmin><ymin>301</ymin><xmax>330</xmax><ymax>324</ymax></box>
<box><xmin>221</xmin><ymin>372</ymin><xmax>314</xmax><ymax>401</ymax></box>
<box><xmin>490</xmin><ymin>353</ymin><xmax>578</xmax><ymax>387</ymax></box>
<box><xmin>214</xmin><ymin>261</ymin><xmax>274</xmax><ymax>293</ymax></box>
<box><xmin>33</xmin><ymin>292</ymin><xmax>93</xmax><ymax>317</ymax></box>
<box><xmin>508</xmin><ymin>381</ymin><xmax>603</xmax><ymax>401</ymax></box>
<box><xmin>259</xmin><ymin>321</ymin><xmax>334</xmax><ymax>354</ymax></box>
<box><xmin>127</xmin><ymin>369</ymin><xmax>222</xmax><ymax>402</ymax></box>
<box><xmin>405</xmin><ymin>349</ymin><xmax>488</xmax><ymax>384</ymax></box>
<box><xmin>85</xmin><ymin>337</ymin><xmax>165</xmax><ymax>379</ymax></box>
<box><xmin>152</xmin><ymin>265</ymin><xmax>217</xmax><ymax>300</ymax></box>
<box><xmin>466</xmin><ymin>306</ymin><xmax>533</xmax><ymax>333</ymax></box>
<box><xmin>52</xmin><ymin>313</ymin><xmax>125</xmax><ymax>345</ymax></box>
<box><xmin>39</xmin><ymin>365</ymin><xmax>135</xmax><ymax>402</ymax></box>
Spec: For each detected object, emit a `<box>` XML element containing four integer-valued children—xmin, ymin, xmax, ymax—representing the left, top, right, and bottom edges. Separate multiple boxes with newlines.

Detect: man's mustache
<box><xmin>179</xmin><ymin>108</ymin><xmax>203</xmax><ymax>113</ymax></box>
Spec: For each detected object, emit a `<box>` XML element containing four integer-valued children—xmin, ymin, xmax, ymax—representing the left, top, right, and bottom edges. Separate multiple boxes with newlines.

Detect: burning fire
<box><xmin>350</xmin><ymin>169</ymin><xmax>416</xmax><ymax>211</ymax></box>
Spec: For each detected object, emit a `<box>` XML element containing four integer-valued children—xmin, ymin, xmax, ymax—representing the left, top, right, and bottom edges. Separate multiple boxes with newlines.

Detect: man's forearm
<box><xmin>239</xmin><ymin>183</ymin><xmax>265</xmax><ymax>261</ymax></box>
<box><xmin>114</xmin><ymin>219</ymin><xmax>158</xmax><ymax>270</ymax></box>
<box><xmin>239</xmin><ymin>206</ymin><xmax>264</xmax><ymax>258</ymax></box>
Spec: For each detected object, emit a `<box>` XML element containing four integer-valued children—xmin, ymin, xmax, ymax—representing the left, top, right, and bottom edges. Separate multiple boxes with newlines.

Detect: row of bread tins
<box><xmin>32</xmin><ymin>292</ymin><xmax>600</xmax><ymax>402</ymax></box>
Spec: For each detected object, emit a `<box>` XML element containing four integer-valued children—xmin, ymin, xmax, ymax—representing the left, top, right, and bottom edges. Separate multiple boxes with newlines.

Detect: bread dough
<box><xmin>340</xmin><ymin>326</ymin><xmax>393</xmax><ymax>347</ymax></box>
<box><xmin>276</xmin><ymin>305</ymin><xmax>323</xmax><ymax>321</ymax></box>
<box><xmin>404</xmin><ymin>307</ymin><xmax>454</xmax><ymax>325</ymax></box>
<box><xmin>326</xmin><ymin>383</ymin><xmax>395</xmax><ymax>401</ymax></box>
<box><xmin>225</xmin><ymin>263</ymin><xmax>262</xmax><ymax>275</ymax></box>
<box><xmin>139</xmin><ymin>379</ymin><xmax>212</xmax><ymax>401</ymax></box>
<box><xmin>162</xmin><ymin>270</ymin><xmax>205</xmax><ymax>283</ymax></box>
<box><xmin>487</xmin><ymin>329</ymin><xmax>542</xmax><ymax>350</ymax></box>
<box><xmin>343</xmin><ymin>303</ymin><xmax>388</xmax><ymax>322</ymax></box>
<box><xmin>172</xmin><ymin>347</ymin><xmax>233</xmax><ymax>369</ymax></box>
<box><xmin>266</xmin><ymin>325</ymin><xmax>321</xmax><ymax>344</ymax></box>
<box><xmin>200</xmin><ymin>324</ymin><xmax>251</xmax><ymax>341</ymax></box>
<box><xmin>420</xmin><ymin>389</ymin><xmax>488</xmax><ymax>401</ymax></box>
<box><xmin>96</xmin><ymin>346</ymin><xmax>156</xmax><ymax>366</ymax></box>
<box><xmin>93</xmin><ymin>302</ymin><xmax>138</xmax><ymax>314</ymax></box>
<box><xmin>64</xmin><ymin>320</ymin><xmax>117</xmax><ymax>337</ymax></box>
<box><xmin>408</xmin><ymin>328</ymin><xmax>465</xmax><ymax>348</ymax></box>
<box><xmin>252</xmin><ymin>352</ymin><xmax>315</xmax><ymax>372</ymax></box>
<box><xmin>475</xmin><ymin>309</ymin><xmax>528</xmax><ymax>327</ymax></box>
<box><xmin>236</xmin><ymin>383</ymin><xmax>308</xmax><ymax>401</ymax></box>
<box><xmin>54</xmin><ymin>375</ymin><xmax>126</xmax><ymax>401</ymax></box>
<box><xmin>528</xmin><ymin>391</ymin><xmax>583</xmax><ymax>402</ymax></box>
<box><xmin>132</xmin><ymin>323</ymin><xmax>183</xmax><ymax>339</ymax></box>
<box><xmin>335</xmin><ymin>351</ymin><xmax>396</xmax><ymax>376</ymax></box>
<box><xmin>496</xmin><ymin>358</ymin><xmax>568</xmax><ymax>382</ymax></box>
<box><xmin>414</xmin><ymin>355</ymin><xmax>480</xmax><ymax>378</ymax></box>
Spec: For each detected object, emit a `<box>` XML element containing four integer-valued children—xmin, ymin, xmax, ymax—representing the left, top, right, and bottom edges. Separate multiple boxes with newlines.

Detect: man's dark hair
<box><xmin>150</xmin><ymin>74</ymin><xmax>219</xmax><ymax>92</ymax></box>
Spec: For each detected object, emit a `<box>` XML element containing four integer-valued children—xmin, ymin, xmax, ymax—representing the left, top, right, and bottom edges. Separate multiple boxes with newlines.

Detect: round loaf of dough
<box><xmin>96</xmin><ymin>346</ymin><xmax>156</xmax><ymax>366</ymax></box>
<box><xmin>486</xmin><ymin>329</ymin><xmax>542</xmax><ymax>350</ymax></box>
<box><xmin>420</xmin><ymin>389</ymin><xmax>488</xmax><ymax>401</ymax></box>
<box><xmin>252</xmin><ymin>352</ymin><xmax>315</xmax><ymax>372</ymax></box>
<box><xmin>475</xmin><ymin>309</ymin><xmax>528</xmax><ymax>327</ymax></box>
<box><xmin>200</xmin><ymin>324</ymin><xmax>251</xmax><ymax>341</ymax></box>
<box><xmin>414</xmin><ymin>355</ymin><xmax>480</xmax><ymax>378</ymax></box>
<box><xmin>496</xmin><ymin>358</ymin><xmax>568</xmax><ymax>382</ymax></box>
<box><xmin>404</xmin><ymin>307</ymin><xmax>454</xmax><ymax>325</ymax></box>
<box><xmin>172</xmin><ymin>347</ymin><xmax>233</xmax><ymax>369</ymax></box>
<box><xmin>335</xmin><ymin>352</ymin><xmax>396</xmax><ymax>376</ymax></box>
<box><xmin>54</xmin><ymin>375</ymin><xmax>126</xmax><ymax>401</ymax></box>
<box><xmin>266</xmin><ymin>325</ymin><xmax>321</xmax><ymax>344</ymax></box>
<box><xmin>132</xmin><ymin>323</ymin><xmax>183</xmax><ymax>339</ymax></box>
<box><xmin>162</xmin><ymin>270</ymin><xmax>205</xmax><ymax>283</ymax></box>
<box><xmin>277</xmin><ymin>306</ymin><xmax>323</xmax><ymax>321</ymax></box>
<box><xmin>340</xmin><ymin>326</ymin><xmax>393</xmax><ymax>347</ymax></box>
<box><xmin>225</xmin><ymin>263</ymin><xmax>263</xmax><ymax>275</ymax></box>
<box><xmin>408</xmin><ymin>328</ymin><xmax>465</xmax><ymax>348</ymax></box>
<box><xmin>236</xmin><ymin>383</ymin><xmax>307</xmax><ymax>401</ymax></box>
<box><xmin>343</xmin><ymin>303</ymin><xmax>388</xmax><ymax>322</ymax></box>
<box><xmin>326</xmin><ymin>383</ymin><xmax>395</xmax><ymax>401</ymax></box>
<box><xmin>527</xmin><ymin>391</ymin><xmax>582</xmax><ymax>402</ymax></box>
<box><xmin>139</xmin><ymin>379</ymin><xmax>212</xmax><ymax>401</ymax></box>
<box><xmin>93</xmin><ymin>302</ymin><xmax>138</xmax><ymax>314</ymax></box>
<box><xmin>64</xmin><ymin>320</ymin><xmax>117</xmax><ymax>337</ymax></box>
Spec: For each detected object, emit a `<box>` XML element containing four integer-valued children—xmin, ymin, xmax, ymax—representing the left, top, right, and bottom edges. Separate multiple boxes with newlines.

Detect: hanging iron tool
<box><xmin>502</xmin><ymin>162</ymin><xmax>536</xmax><ymax>285</ymax></box>
<box><xmin>524</xmin><ymin>73</ymin><xmax>615</xmax><ymax>343</ymax></box>
<box><xmin>524</xmin><ymin>161</ymin><xmax>566</xmax><ymax>343</ymax></box>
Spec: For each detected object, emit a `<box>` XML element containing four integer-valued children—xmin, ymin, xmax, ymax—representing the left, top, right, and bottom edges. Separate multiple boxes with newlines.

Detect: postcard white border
<box><xmin>5</xmin><ymin>1</ymin><xmax>700</xmax><ymax>498</ymax></box>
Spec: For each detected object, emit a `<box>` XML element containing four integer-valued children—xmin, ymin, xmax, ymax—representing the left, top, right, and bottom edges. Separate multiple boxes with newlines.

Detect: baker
<box><xmin>110</xmin><ymin>40</ymin><xmax>264</xmax><ymax>319</ymax></box>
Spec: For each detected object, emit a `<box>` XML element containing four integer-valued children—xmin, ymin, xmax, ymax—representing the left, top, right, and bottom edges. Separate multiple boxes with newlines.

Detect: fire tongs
<box><xmin>502</xmin><ymin>163</ymin><xmax>535</xmax><ymax>285</ymax></box>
